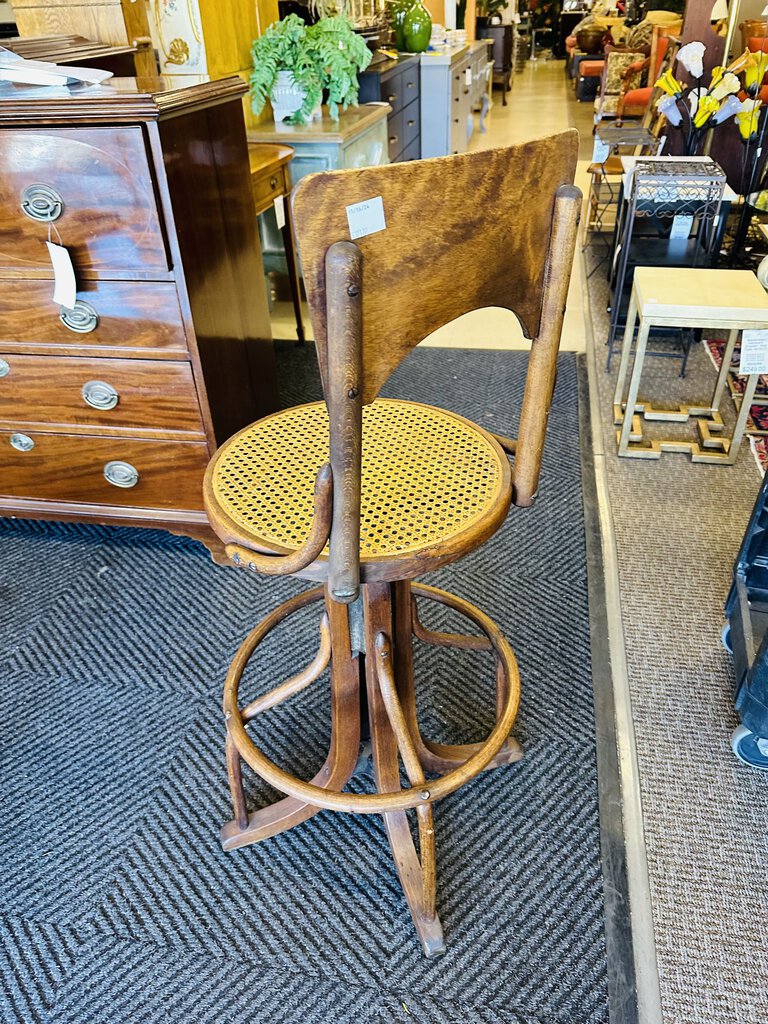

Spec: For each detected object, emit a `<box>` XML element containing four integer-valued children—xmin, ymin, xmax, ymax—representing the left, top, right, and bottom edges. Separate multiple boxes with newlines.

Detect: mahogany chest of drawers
<box><xmin>0</xmin><ymin>76</ymin><xmax>278</xmax><ymax>558</ymax></box>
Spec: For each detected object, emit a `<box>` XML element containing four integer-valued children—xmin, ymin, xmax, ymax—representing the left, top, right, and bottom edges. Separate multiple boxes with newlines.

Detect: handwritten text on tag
<box><xmin>346</xmin><ymin>196</ymin><xmax>386</xmax><ymax>240</ymax></box>
<box><xmin>739</xmin><ymin>329</ymin><xmax>768</xmax><ymax>375</ymax></box>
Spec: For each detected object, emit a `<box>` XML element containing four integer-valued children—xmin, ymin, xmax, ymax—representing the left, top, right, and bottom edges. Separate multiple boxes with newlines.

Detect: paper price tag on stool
<box><xmin>739</xmin><ymin>330</ymin><xmax>768</xmax><ymax>375</ymax></box>
<box><xmin>346</xmin><ymin>196</ymin><xmax>386</xmax><ymax>240</ymax></box>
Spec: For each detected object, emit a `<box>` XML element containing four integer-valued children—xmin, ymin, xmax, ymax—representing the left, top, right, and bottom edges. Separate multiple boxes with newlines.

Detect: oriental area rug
<box><xmin>0</xmin><ymin>347</ymin><xmax>623</xmax><ymax>1024</ymax></box>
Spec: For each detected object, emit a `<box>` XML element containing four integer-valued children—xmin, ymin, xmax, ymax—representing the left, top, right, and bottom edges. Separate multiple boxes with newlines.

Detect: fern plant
<box><xmin>250</xmin><ymin>14</ymin><xmax>372</xmax><ymax>124</ymax></box>
<box><xmin>309</xmin><ymin>16</ymin><xmax>372</xmax><ymax>119</ymax></box>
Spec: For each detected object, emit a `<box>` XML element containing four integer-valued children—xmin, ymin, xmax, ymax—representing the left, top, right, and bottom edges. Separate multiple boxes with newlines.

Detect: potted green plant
<box><xmin>250</xmin><ymin>14</ymin><xmax>372</xmax><ymax>125</ymax></box>
<box><xmin>476</xmin><ymin>0</ymin><xmax>507</xmax><ymax>33</ymax></box>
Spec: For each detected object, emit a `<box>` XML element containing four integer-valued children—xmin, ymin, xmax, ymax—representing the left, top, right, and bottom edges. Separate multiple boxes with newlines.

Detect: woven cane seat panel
<box><xmin>212</xmin><ymin>399</ymin><xmax>507</xmax><ymax>559</ymax></box>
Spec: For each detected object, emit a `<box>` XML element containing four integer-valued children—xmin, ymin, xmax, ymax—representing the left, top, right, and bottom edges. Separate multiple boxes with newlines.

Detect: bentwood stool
<box><xmin>203</xmin><ymin>135</ymin><xmax>581</xmax><ymax>955</ymax></box>
<box><xmin>614</xmin><ymin>267</ymin><xmax>768</xmax><ymax>463</ymax></box>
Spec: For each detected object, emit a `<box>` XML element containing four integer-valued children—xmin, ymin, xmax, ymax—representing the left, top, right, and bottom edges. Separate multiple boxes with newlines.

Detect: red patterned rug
<box><xmin>703</xmin><ymin>338</ymin><xmax>768</xmax><ymax>476</ymax></box>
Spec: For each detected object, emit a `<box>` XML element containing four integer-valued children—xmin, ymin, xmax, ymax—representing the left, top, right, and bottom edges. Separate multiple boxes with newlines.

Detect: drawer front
<box><xmin>399</xmin><ymin>62</ymin><xmax>417</xmax><ymax>107</ymax></box>
<box><xmin>0</xmin><ymin>354</ymin><xmax>205</xmax><ymax>438</ymax></box>
<box><xmin>401</xmin><ymin>139</ymin><xmax>421</xmax><ymax>162</ymax></box>
<box><xmin>383</xmin><ymin>69</ymin><xmax>405</xmax><ymax>114</ymax></box>
<box><xmin>400</xmin><ymin>62</ymin><xmax>420</xmax><ymax>103</ymax></box>
<box><xmin>388</xmin><ymin>108</ymin><xmax>405</xmax><ymax>162</ymax></box>
<box><xmin>252</xmin><ymin>165</ymin><xmax>289</xmax><ymax>217</ymax></box>
<box><xmin>402</xmin><ymin>98</ymin><xmax>420</xmax><ymax>153</ymax></box>
<box><xmin>0</xmin><ymin>280</ymin><xmax>187</xmax><ymax>358</ymax></box>
<box><xmin>0</xmin><ymin>127</ymin><xmax>168</xmax><ymax>275</ymax></box>
<box><xmin>0</xmin><ymin>430</ymin><xmax>209</xmax><ymax>511</ymax></box>
<box><xmin>342</xmin><ymin>121</ymin><xmax>389</xmax><ymax>169</ymax></box>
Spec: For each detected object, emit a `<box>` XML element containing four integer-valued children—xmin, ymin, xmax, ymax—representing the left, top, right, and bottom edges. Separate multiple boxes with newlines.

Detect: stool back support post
<box><xmin>326</xmin><ymin>240</ymin><xmax>364</xmax><ymax>603</ymax></box>
<box><xmin>513</xmin><ymin>184</ymin><xmax>582</xmax><ymax>506</ymax></box>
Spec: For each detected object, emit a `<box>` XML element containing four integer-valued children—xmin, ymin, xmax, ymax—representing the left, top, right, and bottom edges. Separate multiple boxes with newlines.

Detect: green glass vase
<box><xmin>391</xmin><ymin>1</ymin><xmax>409</xmax><ymax>51</ymax></box>
<box><xmin>403</xmin><ymin>1</ymin><xmax>432</xmax><ymax>53</ymax></box>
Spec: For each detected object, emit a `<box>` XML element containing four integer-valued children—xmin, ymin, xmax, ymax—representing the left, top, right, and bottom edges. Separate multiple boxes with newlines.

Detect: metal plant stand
<box><xmin>606</xmin><ymin>159</ymin><xmax>727</xmax><ymax>371</ymax></box>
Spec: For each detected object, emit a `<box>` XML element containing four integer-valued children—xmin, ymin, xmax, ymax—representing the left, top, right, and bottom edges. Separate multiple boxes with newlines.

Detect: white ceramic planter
<box><xmin>270</xmin><ymin>70</ymin><xmax>322</xmax><ymax>123</ymax></box>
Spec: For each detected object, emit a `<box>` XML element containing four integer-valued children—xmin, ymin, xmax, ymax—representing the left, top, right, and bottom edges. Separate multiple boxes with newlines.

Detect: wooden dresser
<box><xmin>358</xmin><ymin>55</ymin><xmax>421</xmax><ymax>162</ymax></box>
<box><xmin>0</xmin><ymin>76</ymin><xmax>278</xmax><ymax>558</ymax></box>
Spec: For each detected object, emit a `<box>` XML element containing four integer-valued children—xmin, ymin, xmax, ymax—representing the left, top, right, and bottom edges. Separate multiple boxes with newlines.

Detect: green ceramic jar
<box><xmin>391</xmin><ymin>0</ymin><xmax>409</xmax><ymax>51</ymax></box>
<box><xmin>403</xmin><ymin>0</ymin><xmax>432</xmax><ymax>53</ymax></box>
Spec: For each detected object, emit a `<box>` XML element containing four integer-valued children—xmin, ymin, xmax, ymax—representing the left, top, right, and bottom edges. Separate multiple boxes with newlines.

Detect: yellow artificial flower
<box><xmin>736</xmin><ymin>99</ymin><xmax>762</xmax><ymax>140</ymax></box>
<box><xmin>711</xmin><ymin>71</ymin><xmax>741</xmax><ymax>101</ymax></box>
<box><xmin>745</xmin><ymin>50</ymin><xmax>768</xmax><ymax>95</ymax></box>
<box><xmin>709</xmin><ymin>64</ymin><xmax>725</xmax><ymax>90</ymax></box>
<box><xmin>655</xmin><ymin>68</ymin><xmax>684</xmax><ymax>97</ymax></box>
<box><xmin>693</xmin><ymin>94</ymin><xmax>721</xmax><ymax>128</ymax></box>
<box><xmin>725</xmin><ymin>48</ymin><xmax>757</xmax><ymax>78</ymax></box>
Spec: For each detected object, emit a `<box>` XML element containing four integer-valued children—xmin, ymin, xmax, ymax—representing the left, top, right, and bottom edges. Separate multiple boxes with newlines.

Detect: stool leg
<box><xmin>364</xmin><ymin>582</ymin><xmax>445</xmax><ymax>957</ymax></box>
<box><xmin>220</xmin><ymin>594</ymin><xmax>361</xmax><ymax>850</ymax></box>
<box><xmin>397</xmin><ymin>582</ymin><xmax>523</xmax><ymax>772</ymax></box>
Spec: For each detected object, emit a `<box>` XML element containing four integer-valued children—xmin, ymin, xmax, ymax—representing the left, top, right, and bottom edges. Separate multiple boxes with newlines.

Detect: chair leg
<box><xmin>363</xmin><ymin>582</ymin><xmax>444</xmax><ymax>957</ymax></box>
<box><xmin>221</xmin><ymin>590</ymin><xmax>361</xmax><ymax>850</ymax></box>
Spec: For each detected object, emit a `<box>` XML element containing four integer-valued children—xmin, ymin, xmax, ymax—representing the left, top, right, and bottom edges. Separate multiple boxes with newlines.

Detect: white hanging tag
<box><xmin>464</xmin><ymin>68</ymin><xmax>472</xmax><ymax>87</ymax></box>
<box><xmin>739</xmin><ymin>330</ymin><xmax>768</xmax><ymax>375</ymax></box>
<box><xmin>592</xmin><ymin>138</ymin><xmax>611</xmax><ymax>164</ymax></box>
<box><xmin>346</xmin><ymin>196</ymin><xmax>386</xmax><ymax>240</ymax></box>
<box><xmin>274</xmin><ymin>194</ymin><xmax>286</xmax><ymax>230</ymax></box>
<box><xmin>657</xmin><ymin>135</ymin><xmax>667</xmax><ymax>155</ymax></box>
<box><xmin>670</xmin><ymin>214</ymin><xmax>694</xmax><ymax>239</ymax></box>
<box><xmin>45</xmin><ymin>241</ymin><xmax>77</xmax><ymax>310</ymax></box>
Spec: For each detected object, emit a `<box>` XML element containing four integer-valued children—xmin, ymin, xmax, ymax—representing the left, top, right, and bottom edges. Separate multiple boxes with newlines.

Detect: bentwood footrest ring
<box><xmin>220</xmin><ymin>581</ymin><xmax>522</xmax><ymax>955</ymax></box>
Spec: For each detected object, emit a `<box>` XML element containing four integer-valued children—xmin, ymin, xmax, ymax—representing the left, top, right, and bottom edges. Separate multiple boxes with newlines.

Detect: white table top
<box><xmin>633</xmin><ymin>267</ymin><xmax>768</xmax><ymax>322</ymax></box>
<box><xmin>620</xmin><ymin>155</ymin><xmax>738</xmax><ymax>203</ymax></box>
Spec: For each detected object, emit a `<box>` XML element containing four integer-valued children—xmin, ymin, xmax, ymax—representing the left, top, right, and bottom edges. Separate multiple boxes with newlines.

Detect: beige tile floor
<box><xmin>270</xmin><ymin>56</ymin><xmax>595</xmax><ymax>351</ymax></box>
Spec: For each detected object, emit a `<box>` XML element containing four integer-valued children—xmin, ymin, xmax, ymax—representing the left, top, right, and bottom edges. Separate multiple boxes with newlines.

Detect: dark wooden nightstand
<box><xmin>248</xmin><ymin>143</ymin><xmax>305</xmax><ymax>344</ymax></box>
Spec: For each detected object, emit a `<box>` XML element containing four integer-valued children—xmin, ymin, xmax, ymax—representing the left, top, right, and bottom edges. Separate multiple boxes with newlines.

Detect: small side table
<box><xmin>614</xmin><ymin>267</ymin><xmax>768</xmax><ymax>464</ymax></box>
<box><xmin>248</xmin><ymin>143</ymin><xmax>305</xmax><ymax>344</ymax></box>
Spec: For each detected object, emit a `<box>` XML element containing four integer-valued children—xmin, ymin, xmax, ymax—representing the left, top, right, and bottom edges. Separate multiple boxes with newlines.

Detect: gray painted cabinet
<box><xmin>420</xmin><ymin>41</ymin><xmax>491</xmax><ymax>158</ymax></box>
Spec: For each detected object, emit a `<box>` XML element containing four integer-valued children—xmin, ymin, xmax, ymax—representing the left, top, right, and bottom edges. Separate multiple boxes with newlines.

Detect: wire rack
<box><xmin>631</xmin><ymin>159</ymin><xmax>727</xmax><ymax>220</ymax></box>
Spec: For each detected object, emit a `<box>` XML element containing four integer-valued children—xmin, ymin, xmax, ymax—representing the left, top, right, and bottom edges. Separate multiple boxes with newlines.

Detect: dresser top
<box><xmin>247</xmin><ymin>103</ymin><xmax>390</xmax><ymax>145</ymax></box>
<box><xmin>419</xmin><ymin>40</ymin><xmax>489</xmax><ymax>66</ymax></box>
<box><xmin>0</xmin><ymin>75</ymin><xmax>247</xmax><ymax>125</ymax></box>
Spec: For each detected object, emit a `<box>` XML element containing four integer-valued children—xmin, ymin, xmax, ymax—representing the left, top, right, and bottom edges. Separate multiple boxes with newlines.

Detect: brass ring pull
<box><xmin>21</xmin><ymin>183</ymin><xmax>64</xmax><ymax>223</ymax></box>
<box><xmin>10</xmin><ymin>433</ymin><xmax>34</xmax><ymax>452</ymax></box>
<box><xmin>104</xmin><ymin>460</ymin><xmax>139</xmax><ymax>488</ymax></box>
<box><xmin>270</xmin><ymin>176</ymin><xmax>278</xmax><ymax>189</ymax></box>
<box><xmin>60</xmin><ymin>301</ymin><xmax>99</xmax><ymax>334</ymax></box>
<box><xmin>82</xmin><ymin>380</ymin><xmax>119</xmax><ymax>411</ymax></box>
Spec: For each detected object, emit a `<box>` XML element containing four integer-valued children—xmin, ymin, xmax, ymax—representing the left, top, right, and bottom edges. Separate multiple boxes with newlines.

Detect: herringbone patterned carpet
<box><xmin>0</xmin><ymin>348</ymin><xmax>608</xmax><ymax>1024</ymax></box>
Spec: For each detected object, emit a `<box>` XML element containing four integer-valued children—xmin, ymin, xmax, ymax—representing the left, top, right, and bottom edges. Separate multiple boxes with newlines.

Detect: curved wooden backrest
<box><xmin>292</xmin><ymin>131</ymin><xmax>579</xmax><ymax>404</ymax></box>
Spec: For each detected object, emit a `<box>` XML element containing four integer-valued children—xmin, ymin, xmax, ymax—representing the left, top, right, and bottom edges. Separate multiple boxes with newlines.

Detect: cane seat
<box><xmin>207</xmin><ymin>398</ymin><xmax>512</xmax><ymax>580</ymax></box>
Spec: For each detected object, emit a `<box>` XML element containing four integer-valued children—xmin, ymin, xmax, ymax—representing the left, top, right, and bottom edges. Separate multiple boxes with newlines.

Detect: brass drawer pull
<box><xmin>0</xmin><ymin>357</ymin><xmax>9</xmax><ymax>378</ymax></box>
<box><xmin>389</xmin><ymin>135</ymin><xmax>399</xmax><ymax>144</ymax></box>
<box><xmin>21</xmin><ymin>183</ymin><xmax>64</xmax><ymax>223</ymax></box>
<box><xmin>10</xmin><ymin>433</ymin><xmax>35</xmax><ymax>452</ymax></box>
<box><xmin>104</xmin><ymin>460</ymin><xmax>139</xmax><ymax>488</ymax></box>
<box><xmin>60</xmin><ymin>300</ymin><xmax>99</xmax><ymax>334</ymax></box>
<box><xmin>387</xmin><ymin>93</ymin><xmax>397</xmax><ymax>102</ymax></box>
<box><xmin>270</xmin><ymin>176</ymin><xmax>278</xmax><ymax>189</ymax></box>
<box><xmin>83</xmin><ymin>380</ymin><xmax>119</xmax><ymax>411</ymax></box>
<box><xmin>408</xmin><ymin>120</ymin><xmax>415</xmax><ymax>127</ymax></box>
